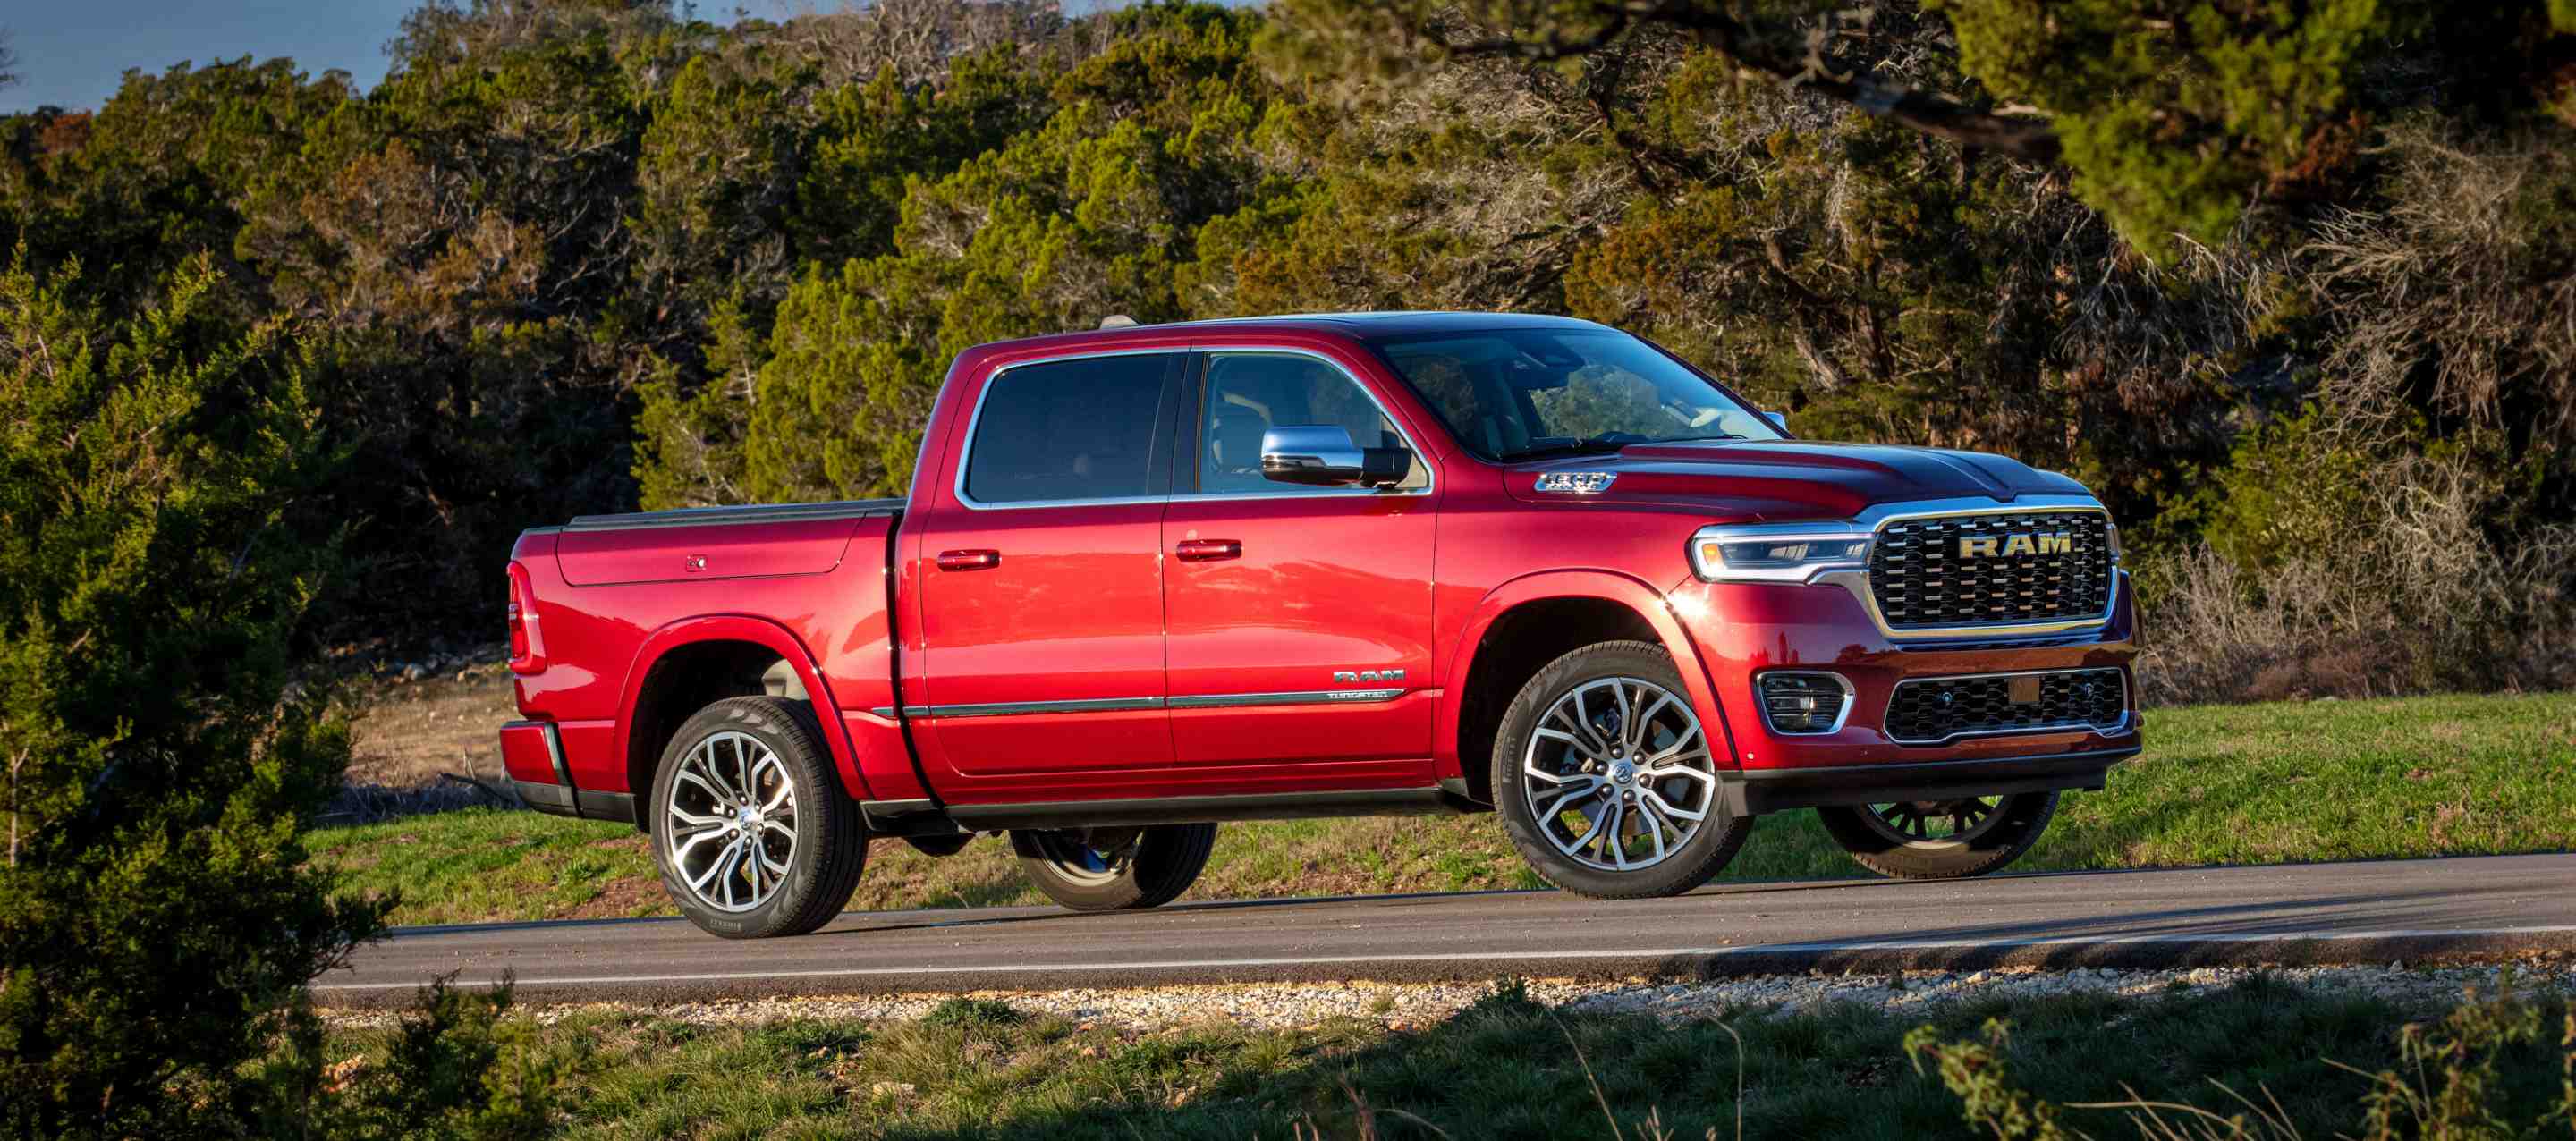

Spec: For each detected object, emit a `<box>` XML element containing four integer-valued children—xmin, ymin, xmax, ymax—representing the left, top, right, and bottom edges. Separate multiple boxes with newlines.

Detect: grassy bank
<box><xmin>327</xmin><ymin>978</ymin><xmax>2576</xmax><ymax>1139</ymax></box>
<box><xmin>311</xmin><ymin>691</ymin><xmax>2576</xmax><ymax>927</ymax></box>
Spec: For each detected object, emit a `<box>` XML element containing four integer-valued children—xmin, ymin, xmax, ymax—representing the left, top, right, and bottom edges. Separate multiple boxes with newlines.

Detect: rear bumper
<box><xmin>500</xmin><ymin>720</ymin><xmax>636</xmax><ymax>824</ymax></box>
<box><xmin>1719</xmin><ymin>745</ymin><xmax>2138</xmax><ymax>816</ymax></box>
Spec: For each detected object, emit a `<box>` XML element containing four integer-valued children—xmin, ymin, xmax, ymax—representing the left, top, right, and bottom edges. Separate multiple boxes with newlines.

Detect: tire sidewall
<box><xmin>651</xmin><ymin>697</ymin><xmax>842</xmax><ymax>938</ymax></box>
<box><xmin>1491</xmin><ymin>641</ymin><xmax>1746</xmax><ymax>900</ymax></box>
<box><xmin>1011</xmin><ymin>824</ymin><xmax>1216</xmax><ymax>912</ymax></box>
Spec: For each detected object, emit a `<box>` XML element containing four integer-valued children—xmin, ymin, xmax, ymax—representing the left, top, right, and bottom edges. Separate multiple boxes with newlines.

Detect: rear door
<box><xmin>1160</xmin><ymin>348</ymin><xmax>1440</xmax><ymax>776</ymax></box>
<box><xmin>912</xmin><ymin>351</ymin><xmax>1184</xmax><ymax>786</ymax></box>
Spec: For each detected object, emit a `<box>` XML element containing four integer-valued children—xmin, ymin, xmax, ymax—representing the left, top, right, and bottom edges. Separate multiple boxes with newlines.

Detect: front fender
<box><xmin>1433</xmin><ymin>569</ymin><xmax>1742</xmax><ymax>783</ymax></box>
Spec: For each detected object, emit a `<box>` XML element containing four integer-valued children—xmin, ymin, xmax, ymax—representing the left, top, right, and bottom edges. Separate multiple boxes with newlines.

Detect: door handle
<box><xmin>936</xmin><ymin>549</ymin><xmax>1001</xmax><ymax>572</ymax></box>
<box><xmin>1174</xmin><ymin>539</ymin><xmax>1241</xmax><ymax>562</ymax></box>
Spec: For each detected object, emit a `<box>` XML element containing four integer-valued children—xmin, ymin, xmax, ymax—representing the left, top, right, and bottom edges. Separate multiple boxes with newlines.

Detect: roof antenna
<box><xmin>1098</xmin><ymin>314</ymin><xmax>1139</xmax><ymax>329</ymax></box>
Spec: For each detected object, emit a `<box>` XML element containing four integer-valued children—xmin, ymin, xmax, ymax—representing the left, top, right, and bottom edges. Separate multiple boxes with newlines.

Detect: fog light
<box><xmin>1758</xmin><ymin>672</ymin><xmax>1852</xmax><ymax>735</ymax></box>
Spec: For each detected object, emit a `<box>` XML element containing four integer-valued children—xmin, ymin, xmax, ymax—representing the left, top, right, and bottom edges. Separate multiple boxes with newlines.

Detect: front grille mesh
<box><xmin>1885</xmin><ymin>668</ymin><xmax>2127</xmax><ymax>744</ymax></box>
<box><xmin>1869</xmin><ymin>511</ymin><xmax>2113</xmax><ymax>630</ymax></box>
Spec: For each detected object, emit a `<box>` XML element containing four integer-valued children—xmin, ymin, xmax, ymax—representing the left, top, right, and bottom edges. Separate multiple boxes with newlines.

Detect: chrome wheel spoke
<box><xmin>1630</xmin><ymin>692</ymin><xmax>1676</xmax><ymax>751</ymax></box>
<box><xmin>1524</xmin><ymin>756</ymin><xmax>1597</xmax><ymax>786</ymax></box>
<box><xmin>1531</xmin><ymin>726</ymin><xmax>1604</xmax><ymax>761</ymax></box>
<box><xmin>1642</xmin><ymin>788</ymin><xmax>1705</xmax><ymax>823</ymax></box>
<box><xmin>671</xmin><ymin>824</ymin><xmax>728</xmax><ymax>860</ymax></box>
<box><xmin>675</xmin><ymin>768</ymin><xmax>732</xmax><ymax>808</ymax></box>
<box><xmin>1638</xmin><ymin>799</ymin><xmax>1670</xmax><ymax>862</ymax></box>
<box><xmin>1640</xmin><ymin>761</ymin><xmax>1715</xmax><ymax>786</ymax></box>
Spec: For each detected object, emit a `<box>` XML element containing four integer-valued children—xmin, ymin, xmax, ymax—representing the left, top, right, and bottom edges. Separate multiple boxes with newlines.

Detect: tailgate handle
<box><xmin>1175</xmin><ymin>539</ymin><xmax>1241</xmax><ymax>562</ymax></box>
<box><xmin>936</xmin><ymin>549</ymin><xmax>1001</xmax><ymax>572</ymax></box>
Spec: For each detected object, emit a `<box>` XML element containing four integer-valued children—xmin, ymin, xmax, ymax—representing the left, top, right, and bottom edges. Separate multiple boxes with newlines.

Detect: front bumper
<box><xmin>1669</xmin><ymin>568</ymin><xmax>2142</xmax><ymax>778</ymax></box>
<box><xmin>1718</xmin><ymin>745</ymin><xmax>2137</xmax><ymax>816</ymax></box>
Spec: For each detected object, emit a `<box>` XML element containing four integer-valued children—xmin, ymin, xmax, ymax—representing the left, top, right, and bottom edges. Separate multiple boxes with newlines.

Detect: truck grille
<box><xmin>1884</xmin><ymin>668</ymin><xmax>2128</xmax><ymax>745</ymax></box>
<box><xmin>1868</xmin><ymin>510</ymin><xmax>2113</xmax><ymax>631</ymax></box>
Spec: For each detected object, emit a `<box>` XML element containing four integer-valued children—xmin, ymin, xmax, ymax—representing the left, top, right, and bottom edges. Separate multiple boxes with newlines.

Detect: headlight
<box><xmin>1690</xmin><ymin>524</ymin><xmax>1873</xmax><ymax>582</ymax></box>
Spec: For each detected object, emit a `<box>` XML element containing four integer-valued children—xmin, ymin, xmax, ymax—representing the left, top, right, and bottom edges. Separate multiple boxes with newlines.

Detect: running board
<box><xmin>889</xmin><ymin>786</ymin><xmax>1484</xmax><ymax>832</ymax></box>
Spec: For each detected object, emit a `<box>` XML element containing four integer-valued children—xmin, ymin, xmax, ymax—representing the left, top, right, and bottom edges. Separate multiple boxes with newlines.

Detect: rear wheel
<box><xmin>1815</xmin><ymin>791</ymin><xmax>2058</xmax><ymax>880</ymax></box>
<box><xmin>1492</xmin><ymin>641</ymin><xmax>1750</xmax><ymax>900</ymax></box>
<box><xmin>1010</xmin><ymin>824</ymin><xmax>1216</xmax><ymax>912</ymax></box>
<box><xmin>649</xmin><ymin>697</ymin><xmax>867</xmax><ymax>938</ymax></box>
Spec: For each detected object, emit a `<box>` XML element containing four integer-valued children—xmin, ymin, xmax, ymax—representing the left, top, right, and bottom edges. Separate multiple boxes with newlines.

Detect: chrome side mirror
<box><xmin>1259</xmin><ymin>426</ymin><xmax>1412</xmax><ymax>489</ymax></box>
<box><xmin>1764</xmin><ymin>410</ymin><xmax>1788</xmax><ymax>432</ymax></box>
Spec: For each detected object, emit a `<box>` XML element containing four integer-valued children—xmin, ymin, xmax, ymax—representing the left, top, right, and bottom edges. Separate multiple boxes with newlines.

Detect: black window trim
<box><xmin>1173</xmin><ymin>347</ymin><xmax>1436</xmax><ymax>502</ymax></box>
<box><xmin>953</xmin><ymin>348</ymin><xmax>1188</xmax><ymax>511</ymax></box>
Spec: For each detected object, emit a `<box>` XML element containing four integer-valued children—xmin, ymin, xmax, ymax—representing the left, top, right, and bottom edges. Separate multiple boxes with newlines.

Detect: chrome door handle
<box><xmin>1174</xmin><ymin>539</ymin><xmax>1241</xmax><ymax>562</ymax></box>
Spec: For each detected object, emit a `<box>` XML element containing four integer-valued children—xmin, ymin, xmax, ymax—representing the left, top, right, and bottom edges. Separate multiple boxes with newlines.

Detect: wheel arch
<box><xmin>616</xmin><ymin>616</ymin><xmax>871</xmax><ymax>830</ymax></box>
<box><xmin>1437</xmin><ymin>570</ymin><xmax>1739</xmax><ymax>805</ymax></box>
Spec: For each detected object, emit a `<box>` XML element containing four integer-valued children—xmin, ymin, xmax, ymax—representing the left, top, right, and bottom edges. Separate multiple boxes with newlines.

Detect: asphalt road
<box><xmin>314</xmin><ymin>853</ymin><xmax>2576</xmax><ymax>1008</ymax></box>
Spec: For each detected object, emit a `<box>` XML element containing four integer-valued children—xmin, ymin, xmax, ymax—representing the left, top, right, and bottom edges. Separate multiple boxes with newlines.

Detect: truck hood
<box><xmin>1502</xmin><ymin>439</ymin><xmax>2093</xmax><ymax>521</ymax></box>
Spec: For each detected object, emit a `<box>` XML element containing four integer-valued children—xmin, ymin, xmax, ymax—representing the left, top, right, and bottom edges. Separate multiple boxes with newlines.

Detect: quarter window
<box><xmin>1194</xmin><ymin>352</ymin><xmax>1428</xmax><ymax>494</ymax></box>
<box><xmin>963</xmin><ymin>354</ymin><xmax>1176</xmax><ymax>503</ymax></box>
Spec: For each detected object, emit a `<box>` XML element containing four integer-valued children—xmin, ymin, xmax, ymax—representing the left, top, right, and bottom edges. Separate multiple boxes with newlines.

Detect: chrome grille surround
<box><xmin>1868</xmin><ymin>508</ymin><xmax>2114</xmax><ymax>632</ymax></box>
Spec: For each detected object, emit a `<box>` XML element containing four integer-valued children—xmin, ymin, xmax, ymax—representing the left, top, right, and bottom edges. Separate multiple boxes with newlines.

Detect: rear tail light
<box><xmin>505</xmin><ymin>562</ymin><xmax>543</xmax><ymax>674</ymax></box>
<box><xmin>1758</xmin><ymin>672</ymin><xmax>1852</xmax><ymax>735</ymax></box>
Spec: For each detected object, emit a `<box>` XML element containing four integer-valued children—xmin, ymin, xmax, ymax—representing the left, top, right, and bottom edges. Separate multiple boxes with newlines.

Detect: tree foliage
<box><xmin>0</xmin><ymin>0</ymin><xmax>2570</xmax><ymax>698</ymax></box>
<box><xmin>0</xmin><ymin>252</ymin><xmax>386</xmax><ymax>1137</ymax></box>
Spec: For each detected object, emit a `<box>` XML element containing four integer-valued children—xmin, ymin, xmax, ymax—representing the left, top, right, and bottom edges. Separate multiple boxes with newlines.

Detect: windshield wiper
<box><xmin>1495</xmin><ymin>432</ymin><xmax>1747</xmax><ymax>462</ymax></box>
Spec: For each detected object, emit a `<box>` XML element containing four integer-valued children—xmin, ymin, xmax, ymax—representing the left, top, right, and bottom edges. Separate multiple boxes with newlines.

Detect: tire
<box><xmin>1010</xmin><ymin>824</ymin><xmax>1216</xmax><ymax>912</ymax></box>
<box><xmin>1815</xmin><ymin>791</ymin><xmax>2059</xmax><ymax>880</ymax></box>
<box><xmin>648</xmin><ymin>697</ymin><xmax>867</xmax><ymax>938</ymax></box>
<box><xmin>1492</xmin><ymin>641</ymin><xmax>1751</xmax><ymax>900</ymax></box>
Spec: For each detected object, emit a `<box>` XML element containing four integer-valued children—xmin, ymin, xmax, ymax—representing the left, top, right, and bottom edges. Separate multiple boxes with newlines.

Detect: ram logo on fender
<box><xmin>1958</xmin><ymin>531</ymin><xmax>2073</xmax><ymax>558</ymax></box>
<box><xmin>1332</xmin><ymin>669</ymin><xmax>1406</xmax><ymax>684</ymax></box>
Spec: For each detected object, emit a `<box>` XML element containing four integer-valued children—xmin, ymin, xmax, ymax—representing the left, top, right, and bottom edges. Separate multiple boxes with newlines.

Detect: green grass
<box><xmin>316</xmin><ymin>692</ymin><xmax>2576</xmax><ymax>926</ymax></box>
<box><xmin>325</xmin><ymin>977</ymin><xmax>2576</xmax><ymax>1139</ymax></box>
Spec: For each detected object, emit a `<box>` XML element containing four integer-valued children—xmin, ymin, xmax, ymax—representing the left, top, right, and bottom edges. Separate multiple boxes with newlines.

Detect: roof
<box><xmin>968</xmin><ymin>311</ymin><xmax>1613</xmax><ymax>358</ymax></box>
<box><xmin>1155</xmin><ymin>311</ymin><xmax>1609</xmax><ymax>339</ymax></box>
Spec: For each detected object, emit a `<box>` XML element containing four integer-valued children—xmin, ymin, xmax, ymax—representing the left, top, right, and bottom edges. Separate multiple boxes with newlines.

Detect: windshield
<box><xmin>1368</xmin><ymin>328</ymin><xmax>1784</xmax><ymax>461</ymax></box>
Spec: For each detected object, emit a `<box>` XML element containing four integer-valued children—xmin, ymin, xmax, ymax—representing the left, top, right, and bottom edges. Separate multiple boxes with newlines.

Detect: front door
<box><xmin>914</xmin><ymin>351</ymin><xmax>1184</xmax><ymax>787</ymax></box>
<box><xmin>1161</xmin><ymin>349</ymin><xmax>1439</xmax><ymax>776</ymax></box>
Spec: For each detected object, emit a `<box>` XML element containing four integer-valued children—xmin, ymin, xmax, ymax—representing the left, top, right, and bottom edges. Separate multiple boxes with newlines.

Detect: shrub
<box><xmin>2136</xmin><ymin>446</ymin><xmax>2576</xmax><ymax>705</ymax></box>
<box><xmin>254</xmin><ymin>976</ymin><xmax>563</xmax><ymax>1141</ymax></box>
<box><xmin>0</xmin><ymin>253</ymin><xmax>386</xmax><ymax>1137</ymax></box>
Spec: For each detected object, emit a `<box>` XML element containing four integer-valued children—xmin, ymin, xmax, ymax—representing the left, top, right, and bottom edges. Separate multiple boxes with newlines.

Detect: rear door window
<box><xmin>963</xmin><ymin>353</ymin><xmax>1181</xmax><ymax>504</ymax></box>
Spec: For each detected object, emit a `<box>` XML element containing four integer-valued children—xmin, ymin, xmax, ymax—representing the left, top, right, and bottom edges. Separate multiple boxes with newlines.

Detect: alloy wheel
<box><xmin>663</xmin><ymin>730</ymin><xmax>798</xmax><ymax>912</ymax></box>
<box><xmin>1855</xmin><ymin>797</ymin><xmax>2006</xmax><ymax>847</ymax></box>
<box><xmin>1026</xmin><ymin>828</ymin><xmax>1143</xmax><ymax>886</ymax></box>
<box><xmin>1520</xmin><ymin>676</ymin><xmax>1717</xmax><ymax>872</ymax></box>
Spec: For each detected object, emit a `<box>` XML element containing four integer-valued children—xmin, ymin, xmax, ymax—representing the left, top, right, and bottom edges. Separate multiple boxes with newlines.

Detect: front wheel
<box><xmin>1492</xmin><ymin>641</ymin><xmax>1751</xmax><ymax>900</ymax></box>
<box><xmin>1815</xmin><ymin>791</ymin><xmax>2059</xmax><ymax>880</ymax></box>
<box><xmin>649</xmin><ymin>697</ymin><xmax>867</xmax><ymax>938</ymax></box>
<box><xmin>1011</xmin><ymin>824</ymin><xmax>1216</xmax><ymax>912</ymax></box>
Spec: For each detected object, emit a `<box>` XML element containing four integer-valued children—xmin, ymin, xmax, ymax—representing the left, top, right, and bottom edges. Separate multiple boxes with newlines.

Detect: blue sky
<box><xmin>0</xmin><ymin>0</ymin><xmax>873</xmax><ymax>114</ymax></box>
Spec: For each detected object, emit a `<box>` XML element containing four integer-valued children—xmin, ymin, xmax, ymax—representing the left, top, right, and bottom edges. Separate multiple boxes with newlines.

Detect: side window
<box><xmin>1195</xmin><ymin>352</ymin><xmax>1429</xmax><ymax>494</ymax></box>
<box><xmin>963</xmin><ymin>353</ymin><xmax>1175</xmax><ymax>504</ymax></box>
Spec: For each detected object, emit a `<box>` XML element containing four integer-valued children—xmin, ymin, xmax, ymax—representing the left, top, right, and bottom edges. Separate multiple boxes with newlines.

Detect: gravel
<box><xmin>323</xmin><ymin>956</ymin><xmax>2576</xmax><ymax>1031</ymax></box>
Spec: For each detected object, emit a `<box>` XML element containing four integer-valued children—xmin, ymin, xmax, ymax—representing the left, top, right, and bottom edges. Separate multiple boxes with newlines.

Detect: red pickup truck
<box><xmin>500</xmin><ymin>312</ymin><xmax>2139</xmax><ymax>938</ymax></box>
